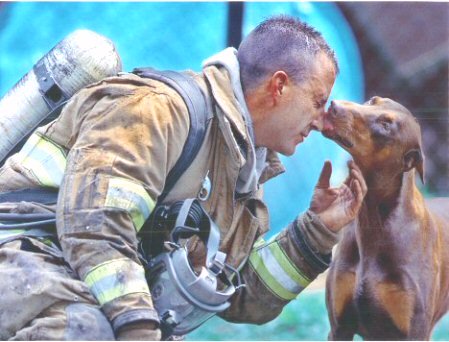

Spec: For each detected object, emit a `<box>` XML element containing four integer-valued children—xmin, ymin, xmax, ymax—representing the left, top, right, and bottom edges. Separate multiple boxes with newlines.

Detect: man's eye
<box><xmin>314</xmin><ymin>99</ymin><xmax>326</xmax><ymax>109</ymax></box>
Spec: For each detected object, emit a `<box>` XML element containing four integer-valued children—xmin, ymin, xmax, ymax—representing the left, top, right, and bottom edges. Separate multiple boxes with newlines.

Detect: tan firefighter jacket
<box><xmin>0</xmin><ymin>64</ymin><xmax>335</xmax><ymax>334</ymax></box>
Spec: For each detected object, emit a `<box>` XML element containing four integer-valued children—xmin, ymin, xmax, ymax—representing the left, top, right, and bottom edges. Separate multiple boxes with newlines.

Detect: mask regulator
<box><xmin>145</xmin><ymin>198</ymin><xmax>244</xmax><ymax>338</ymax></box>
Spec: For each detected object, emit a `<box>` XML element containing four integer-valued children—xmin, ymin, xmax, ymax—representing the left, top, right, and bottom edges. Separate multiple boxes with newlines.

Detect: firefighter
<box><xmin>0</xmin><ymin>15</ymin><xmax>366</xmax><ymax>340</ymax></box>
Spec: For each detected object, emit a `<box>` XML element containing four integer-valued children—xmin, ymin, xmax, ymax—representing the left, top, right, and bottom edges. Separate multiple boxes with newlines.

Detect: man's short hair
<box><xmin>237</xmin><ymin>15</ymin><xmax>339</xmax><ymax>92</ymax></box>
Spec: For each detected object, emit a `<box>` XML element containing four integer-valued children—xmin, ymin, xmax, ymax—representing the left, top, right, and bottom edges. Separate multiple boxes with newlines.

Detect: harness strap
<box><xmin>132</xmin><ymin>68</ymin><xmax>211</xmax><ymax>204</ymax></box>
<box><xmin>0</xmin><ymin>63</ymin><xmax>70</xmax><ymax>166</ymax></box>
<box><xmin>34</xmin><ymin>60</ymin><xmax>70</xmax><ymax>111</ymax></box>
<box><xmin>0</xmin><ymin>218</ymin><xmax>56</xmax><ymax>229</ymax></box>
<box><xmin>0</xmin><ymin>188</ymin><xmax>57</xmax><ymax>240</ymax></box>
<box><xmin>0</xmin><ymin>188</ymin><xmax>58</xmax><ymax>204</ymax></box>
<box><xmin>0</xmin><ymin>228</ymin><xmax>55</xmax><ymax>242</ymax></box>
<box><xmin>0</xmin><ymin>69</ymin><xmax>210</xmax><ymax>244</ymax></box>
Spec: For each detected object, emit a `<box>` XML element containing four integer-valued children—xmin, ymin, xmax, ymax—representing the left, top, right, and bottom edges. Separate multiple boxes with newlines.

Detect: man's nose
<box><xmin>310</xmin><ymin>113</ymin><xmax>324</xmax><ymax>131</ymax></box>
<box><xmin>321</xmin><ymin>101</ymin><xmax>338</xmax><ymax>132</ymax></box>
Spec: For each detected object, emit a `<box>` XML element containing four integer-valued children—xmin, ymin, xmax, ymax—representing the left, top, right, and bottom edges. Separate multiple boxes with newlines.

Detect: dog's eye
<box><xmin>377</xmin><ymin>118</ymin><xmax>392</xmax><ymax>131</ymax></box>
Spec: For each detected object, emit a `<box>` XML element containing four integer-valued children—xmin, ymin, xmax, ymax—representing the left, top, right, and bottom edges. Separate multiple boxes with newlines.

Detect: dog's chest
<box><xmin>353</xmin><ymin>275</ymin><xmax>416</xmax><ymax>338</ymax></box>
<box><xmin>350</xmin><ymin>211</ymin><xmax>429</xmax><ymax>337</ymax></box>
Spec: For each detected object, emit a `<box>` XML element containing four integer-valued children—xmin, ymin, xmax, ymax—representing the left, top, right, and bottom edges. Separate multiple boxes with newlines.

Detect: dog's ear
<box><xmin>403</xmin><ymin>148</ymin><xmax>425</xmax><ymax>184</ymax></box>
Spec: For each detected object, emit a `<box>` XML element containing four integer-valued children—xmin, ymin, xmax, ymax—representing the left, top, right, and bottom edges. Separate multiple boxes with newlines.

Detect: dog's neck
<box><xmin>358</xmin><ymin>161</ymin><xmax>421</xmax><ymax>214</ymax></box>
<box><xmin>354</xmin><ymin>169</ymin><xmax>425</xmax><ymax>258</ymax></box>
<box><xmin>363</xmin><ymin>167</ymin><xmax>403</xmax><ymax>211</ymax></box>
<box><xmin>359</xmin><ymin>168</ymin><xmax>420</xmax><ymax>223</ymax></box>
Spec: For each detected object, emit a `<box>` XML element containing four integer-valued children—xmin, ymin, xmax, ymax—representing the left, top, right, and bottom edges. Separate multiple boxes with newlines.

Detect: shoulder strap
<box><xmin>132</xmin><ymin>68</ymin><xmax>210</xmax><ymax>204</ymax></box>
<box><xmin>0</xmin><ymin>62</ymin><xmax>70</xmax><ymax>166</ymax></box>
<box><xmin>0</xmin><ymin>69</ymin><xmax>208</xmax><ymax>211</ymax></box>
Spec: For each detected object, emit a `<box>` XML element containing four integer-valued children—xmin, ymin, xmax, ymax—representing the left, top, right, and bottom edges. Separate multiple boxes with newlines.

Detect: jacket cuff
<box><xmin>112</xmin><ymin>308</ymin><xmax>160</xmax><ymax>333</ymax></box>
<box><xmin>102</xmin><ymin>292</ymin><xmax>160</xmax><ymax>334</ymax></box>
<box><xmin>301</xmin><ymin>210</ymin><xmax>341</xmax><ymax>254</ymax></box>
<box><xmin>289</xmin><ymin>211</ymin><xmax>336</xmax><ymax>273</ymax></box>
<box><xmin>82</xmin><ymin>258</ymin><xmax>159</xmax><ymax>333</ymax></box>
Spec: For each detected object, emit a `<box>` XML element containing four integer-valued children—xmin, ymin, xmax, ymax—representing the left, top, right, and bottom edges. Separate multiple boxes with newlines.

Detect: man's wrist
<box><xmin>301</xmin><ymin>210</ymin><xmax>341</xmax><ymax>254</ymax></box>
<box><xmin>112</xmin><ymin>308</ymin><xmax>160</xmax><ymax>333</ymax></box>
<box><xmin>288</xmin><ymin>210</ymin><xmax>340</xmax><ymax>273</ymax></box>
<box><xmin>116</xmin><ymin>320</ymin><xmax>161</xmax><ymax>341</ymax></box>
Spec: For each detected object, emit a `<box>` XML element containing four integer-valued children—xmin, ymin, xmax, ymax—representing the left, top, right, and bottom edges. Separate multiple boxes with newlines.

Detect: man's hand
<box><xmin>309</xmin><ymin>160</ymin><xmax>367</xmax><ymax>232</ymax></box>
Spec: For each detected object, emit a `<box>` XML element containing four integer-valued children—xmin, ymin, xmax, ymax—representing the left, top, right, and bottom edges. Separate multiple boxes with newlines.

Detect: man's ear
<box><xmin>403</xmin><ymin>148</ymin><xmax>425</xmax><ymax>184</ymax></box>
<box><xmin>269</xmin><ymin>71</ymin><xmax>289</xmax><ymax>103</ymax></box>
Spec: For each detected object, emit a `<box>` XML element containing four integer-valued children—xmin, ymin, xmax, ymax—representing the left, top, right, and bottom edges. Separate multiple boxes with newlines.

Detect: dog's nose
<box><xmin>322</xmin><ymin>116</ymin><xmax>335</xmax><ymax>133</ymax></box>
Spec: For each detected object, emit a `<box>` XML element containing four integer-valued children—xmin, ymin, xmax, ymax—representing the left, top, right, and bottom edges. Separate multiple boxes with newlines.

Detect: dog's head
<box><xmin>323</xmin><ymin>96</ymin><xmax>424</xmax><ymax>183</ymax></box>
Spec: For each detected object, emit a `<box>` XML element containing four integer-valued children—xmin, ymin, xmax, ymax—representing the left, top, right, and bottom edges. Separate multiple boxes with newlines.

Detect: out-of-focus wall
<box><xmin>339</xmin><ymin>2</ymin><xmax>449</xmax><ymax>195</ymax></box>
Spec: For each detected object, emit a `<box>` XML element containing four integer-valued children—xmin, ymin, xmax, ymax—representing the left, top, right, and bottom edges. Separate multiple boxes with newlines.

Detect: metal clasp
<box><xmin>198</xmin><ymin>171</ymin><xmax>211</xmax><ymax>201</ymax></box>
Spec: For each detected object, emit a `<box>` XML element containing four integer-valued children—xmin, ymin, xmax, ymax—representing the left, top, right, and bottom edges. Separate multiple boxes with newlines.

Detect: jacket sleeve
<box><xmin>219</xmin><ymin>196</ymin><xmax>339</xmax><ymax>324</ymax></box>
<box><xmin>54</xmin><ymin>78</ymin><xmax>190</xmax><ymax>334</ymax></box>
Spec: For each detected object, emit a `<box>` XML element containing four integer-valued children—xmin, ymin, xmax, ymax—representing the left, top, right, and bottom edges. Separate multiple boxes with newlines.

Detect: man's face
<box><xmin>254</xmin><ymin>53</ymin><xmax>336</xmax><ymax>156</ymax></box>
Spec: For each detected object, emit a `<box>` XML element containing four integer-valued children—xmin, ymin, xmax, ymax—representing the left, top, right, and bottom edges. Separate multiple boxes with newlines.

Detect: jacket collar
<box><xmin>203</xmin><ymin>65</ymin><xmax>285</xmax><ymax>185</ymax></box>
<box><xmin>260</xmin><ymin>149</ymin><xmax>285</xmax><ymax>184</ymax></box>
<box><xmin>203</xmin><ymin>64</ymin><xmax>248</xmax><ymax>145</ymax></box>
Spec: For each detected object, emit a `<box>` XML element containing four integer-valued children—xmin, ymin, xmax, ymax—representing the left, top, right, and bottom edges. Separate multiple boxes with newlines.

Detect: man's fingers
<box><xmin>344</xmin><ymin>160</ymin><xmax>356</xmax><ymax>186</ymax></box>
<box><xmin>343</xmin><ymin>174</ymin><xmax>351</xmax><ymax>186</ymax></box>
<box><xmin>349</xmin><ymin>160</ymin><xmax>363</xmax><ymax>174</ymax></box>
<box><xmin>350</xmin><ymin>166</ymin><xmax>367</xmax><ymax>196</ymax></box>
<box><xmin>316</xmin><ymin>160</ymin><xmax>332</xmax><ymax>189</ymax></box>
<box><xmin>349</xmin><ymin>179</ymin><xmax>364</xmax><ymax>213</ymax></box>
<box><xmin>345</xmin><ymin>160</ymin><xmax>367</xmax><ymax>197</ymax></box>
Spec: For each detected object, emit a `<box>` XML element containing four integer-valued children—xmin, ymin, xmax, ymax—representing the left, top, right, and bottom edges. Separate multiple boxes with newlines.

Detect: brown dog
<box><xmin>323</xmin><ymin>96</ymin><xmax>449</xmax><ymax>340</ymax></box>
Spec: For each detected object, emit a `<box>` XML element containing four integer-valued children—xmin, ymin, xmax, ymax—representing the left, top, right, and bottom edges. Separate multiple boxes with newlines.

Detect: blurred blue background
<box><xmin>0</xmin><ymin>2</ymin><xmax>447</xmax><ymax>340</ymax></box>
<box><xmin>0</xmin><ymin>1</ymin><xmax>361</xmax><ymax>235</ymax></box>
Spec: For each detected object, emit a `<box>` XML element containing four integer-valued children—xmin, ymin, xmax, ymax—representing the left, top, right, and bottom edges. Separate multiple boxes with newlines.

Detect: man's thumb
<box><xmin>317</xmin><ymin>160</ymin><xmax>332</xmax><ymax>188</ymax></box>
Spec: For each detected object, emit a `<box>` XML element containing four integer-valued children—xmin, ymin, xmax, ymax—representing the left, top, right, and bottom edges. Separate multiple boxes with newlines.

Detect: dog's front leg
<box><xmin>326</xmin><ymin>271</ymin><xmax>358</xmax><ymax>340</ymax></box>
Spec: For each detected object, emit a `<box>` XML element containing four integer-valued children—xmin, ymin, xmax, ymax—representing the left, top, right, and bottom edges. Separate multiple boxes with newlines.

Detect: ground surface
<box><xmin>187</xmin><ymin>275</ymin><xmax>449</xmax><ymax>341</ymax></box>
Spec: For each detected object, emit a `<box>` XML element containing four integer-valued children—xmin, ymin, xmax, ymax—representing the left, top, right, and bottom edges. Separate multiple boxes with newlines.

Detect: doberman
<box><xmin>322</xmin><ymin>96</ymin><xmax>449</xmax><ymax>340</ymax></box>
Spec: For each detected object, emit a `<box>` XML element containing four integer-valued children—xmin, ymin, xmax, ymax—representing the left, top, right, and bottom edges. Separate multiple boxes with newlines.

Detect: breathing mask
<box><xmin>145</xmin><ymin>198</ymin><xmax>243</xmax><ymax>339</ymax></box>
